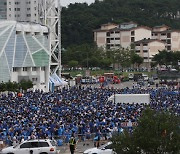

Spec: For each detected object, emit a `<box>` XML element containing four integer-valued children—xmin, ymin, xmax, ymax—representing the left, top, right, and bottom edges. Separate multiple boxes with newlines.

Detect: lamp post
<box><xmin>148</xmin><ymin>48</ymin><xmax>151</xmax><ymax>72</ymax></box>
<box><xmin>114</xmin><ymin>89</ymin><xmax>116</xmax><ymax>103</ymax></box>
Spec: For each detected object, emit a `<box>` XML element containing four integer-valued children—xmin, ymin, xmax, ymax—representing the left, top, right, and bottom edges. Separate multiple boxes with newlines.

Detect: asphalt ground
<box><xmin>57</xmin><ymin>140</ymin><xmax>107</xmax><ymax>154</ymax></box>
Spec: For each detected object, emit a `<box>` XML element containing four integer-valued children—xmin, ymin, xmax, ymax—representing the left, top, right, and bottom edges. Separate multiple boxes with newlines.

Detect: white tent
<box><xmin>51</xmin><ymin>73</ymin><xmax>68</xmax><ymax>86</ymax></box>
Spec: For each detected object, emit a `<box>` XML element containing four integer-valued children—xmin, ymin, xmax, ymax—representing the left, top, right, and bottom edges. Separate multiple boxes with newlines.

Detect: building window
<box><xmin>106</xmin><ymin>32</ymin><xmax>110</xmax><ymax>36</ymax></box>
<box><xmin>17</xmin><ymin>8</ymin><xmax>20</xmax><ymax>11</ymax></box>
<box><xmin>131</xmin><ymin>31</ymin><xmax>135</xmax><ymax>36</ymax></box>
<box><xmin>9</xmin><ymin>2</ymin><xmax>11</xmax><ymax>5</ymax></box>
<box><xmin>161</xmin><ymin>33</ymin><xmax>166</xmax><ymax>36</ymax></box>
<box><xmin>27</xmin><ymin>8</ymin><xmax>30</xmax><ymax>11</ymax></box>
<box><xmin>167</xmin><ymin>46</ymin><xmax>171</xmax><ymax>50</ymax></box>
<box><xmin>34</xmin><ymin>7</ymin><xmax>36</xmax><ymax>10</ymax></box>
<box><xmin>167</xmin><ymin>39</ymin><xmax>171</xmax><ymax>44</ymax></box>
<box><xmin>32</xmin><ymin>78</ymin><xmax>38</xmax><ymax>82</ymax></box>
<box><xmin>41</xmin><ymin>67</ymin><xmax>45</xmax><ymax>71</ymax></box>
<box><xmin>9</xmin><ymin>14</ymin><xmax>11</xmax><ymax>17</ymax></box>
<box><xmin>115</xmin><ymin>38</ymin><xmax>120</xmax><ymax>40</ymax></box>
<box><xmin>110</xmin><ymin>38</ymin><xmax>114</xmax><ymax>40</ymax></box>
<box><xmin>115</xmin><ymin>31</ymin><xmax>119</xmax><ymax>34</ymax></box>
<box><xmin>136</xmin><ymin>44</ymin><xmax>140</xmax><ymax>46</ymax></box>
<box><xmin>9</xmin><ymin>8</ymin><xmax>11</xmax><ymax>11</ymax></box>
<box><xmin>107</xmin><ymin>38</ymin><xmax>110</xmax><ymax>43</ymax></box>
<box><xmin>143</xmin><ymin>57</ymin><xmax>148</xmax><ymax>59</ymax></box>
<box><xmin>27</xmin><ymin>14</ymin><xmax>31</xmax><ymax>17</ymax></box>
<box><xmin>167</xmin><ymin>33</ymin><xmax>171</xmax><ymax>38</ymax></box>
<box><xmin>13</xmin><ymin>68</ymin><xmax>17</xmax><ymax>72</ymax></box>
<box><xmin>34</xmin><ymin>13</ymin><xmax>36</xmax><ymax>16</ymax></box>
<box><xmin>106</xmin><ymin>45</ymin><xmax>110</xmax><ymax>49</ymax></box>
<box><xmin>110</xmin><ymin>31</ymin><xmax>114</xmax><ymax>34</ymax></box>
<box><xmin>143</xmin><ymin>50</ymin><xmax>148</xmax><ymax>53</ymax></box>
<box><xmin>32</xmin><ymin>67</ymin><xmax>37</xmax><ymax>71</ymax></box>
<box><xmin>143</xmin><ymin>44</ymin><xmax>148</xmax><ymax>46</ymax></box>
<box><xmin>131</xmin><ymin>37</ymin><xmax>135</xmax><ymax>42</ymax></box>
<box><xmin>136</xmin><ymin>50</ymin><xmax>140</xmax><ymax>53</ymax></box>
<box><xmin>23</xmin><ymin>67</ymin><xmax>27</xmax><ymax>71</ymax></box>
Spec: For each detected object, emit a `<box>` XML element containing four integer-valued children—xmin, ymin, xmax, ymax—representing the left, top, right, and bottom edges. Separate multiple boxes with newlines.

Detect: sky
<box><xmin>60</xmin><ymin>0</ymin><xmax>95</xmax><ymax>7</ymax></box>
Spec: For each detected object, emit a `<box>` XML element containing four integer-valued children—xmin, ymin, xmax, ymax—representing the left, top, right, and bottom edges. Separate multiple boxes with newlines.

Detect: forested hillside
<box><xmin>61</xmin><ymin>0</ymin><xmax>180</xmax><ymax>48</ymax></box>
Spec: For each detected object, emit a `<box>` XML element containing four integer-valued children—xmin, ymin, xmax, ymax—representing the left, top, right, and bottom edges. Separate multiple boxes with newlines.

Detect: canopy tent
<box><xmin>49</xmin><ymin>73</ymin><xmax>68</xmax><ymax>91</ymax></box>
<box><xmin>51</xmin><ymin>73</ymin><xmax>68</xmax><ymax>86</ymax></box>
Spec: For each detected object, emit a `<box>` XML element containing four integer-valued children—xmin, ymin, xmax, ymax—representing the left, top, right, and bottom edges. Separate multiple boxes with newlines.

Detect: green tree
<box><xmin>68</xmin><ymin>60</ymin><xmax>79</xmax><ymax>69</ymax></box>
<box><xmin>19</xmin><ymin>80</ymin><xmax>33</xmax><ymax>91</ymax></box>
<box><xmin>131</xmin><ymin>53</ymin><xmax>144</xmax><ymax>69</ymax></box>
<box><xmin>111</xmin><ymin>108</ymin><xmax>180</xmax><ymax>154</ymax></box>
<box><xmin>114</xmin><ymin>47</ymin><xmax>132</xmax><ymax>69</ymax></box>
<box><xmin>153</xmin><ymin>50</ymin><xmax>180</xmax><ymax>68</ymax></box>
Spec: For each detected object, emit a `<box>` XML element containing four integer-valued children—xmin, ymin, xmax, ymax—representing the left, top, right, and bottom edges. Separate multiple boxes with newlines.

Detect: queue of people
<box><xmin>0</xmin><ymin>86</ymin><xmax>179</xmax><ymax>147</ymax></box>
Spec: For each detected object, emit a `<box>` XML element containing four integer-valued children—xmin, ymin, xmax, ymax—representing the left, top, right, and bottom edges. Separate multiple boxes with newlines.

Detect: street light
<box><xmin>148</xmin><ymin>48</ymin><xmax>151</xmax><ymax>72</ymax></box>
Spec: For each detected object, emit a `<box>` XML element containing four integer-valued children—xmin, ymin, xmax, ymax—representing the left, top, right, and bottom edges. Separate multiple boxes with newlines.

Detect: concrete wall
<box><xmin>96</xmin><ymin>31</ymin><xmax>107</xmax><ymax>48</ymax></box>
<box><xmin>134</xmin><ymin>28</ymin><xmax>151</xmax><ymax>41</ymax></box>
<box><xmin>120</xmin><ymin>31</ymin><xmax>131</xmax><ymax>48</ymax></box>
<box><xmin>171</xmin><ymin>31</ymin><xmax>180</xmax><ymax>51</ymax></box>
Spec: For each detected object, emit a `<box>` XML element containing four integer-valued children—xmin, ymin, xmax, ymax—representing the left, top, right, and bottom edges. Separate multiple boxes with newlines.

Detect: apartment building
<box><xmin>94</xmin><ymin>22</ymin><xmax>152</xmax><ymax>50</ymax></box>
<box><xmin>134</xmin><ymin>39</ymin><xmax>166</xmax><ymax>67</ymax></box>
<box><xmin>94</xmin><ymin>22</ymin><xmax>180</xmax><ymax>66</ymax></box>
<box><xmin>0</xmin><ymin>0</ymin><xmax>7</xmax><ymax>19</ymax></box>
<box><xmin>0</xmin><ymin>0</ymin><xmax>44</xmax><ymax>23</ymax></box>
<box><xmin>152</xmin><ymin>25</ymin><xmax>180</xmax><ymax>51</ymax></box>
<box><xmin>94</xmin><ymin>23</ymin><xmax>118</xmax><ymax>49</ymax></box>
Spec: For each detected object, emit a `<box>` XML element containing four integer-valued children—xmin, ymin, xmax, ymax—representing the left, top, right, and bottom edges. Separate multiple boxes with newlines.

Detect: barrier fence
<box><xmin>0</xmin><ymin>131</ymin><xmax>122</xmax><ymax>149</ymax></box>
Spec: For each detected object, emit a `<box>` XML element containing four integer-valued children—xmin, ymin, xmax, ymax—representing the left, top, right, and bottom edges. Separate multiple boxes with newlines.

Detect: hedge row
<box><xmin>0</xmin><ymin>80</ymin><xmax>33</xmax><ymax>92</ymax></box>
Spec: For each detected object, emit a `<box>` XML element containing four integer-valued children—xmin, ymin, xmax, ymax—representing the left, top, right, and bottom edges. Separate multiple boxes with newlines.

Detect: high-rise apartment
<box><xmin>0</xmin><ymin>0</ymin><xmax>7</xmax><ymax>19</ymax></box>
<box><xmin>0</xmin><ymin>0</ymin><xmax>44</xmax><ymax>23</ymax></box>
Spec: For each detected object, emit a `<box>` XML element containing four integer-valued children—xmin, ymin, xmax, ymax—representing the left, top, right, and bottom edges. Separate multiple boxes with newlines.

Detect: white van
<box><xmin>128</xmin><ymin>73</ymin><xmax>134</xmax><ymax>80</ymax></box>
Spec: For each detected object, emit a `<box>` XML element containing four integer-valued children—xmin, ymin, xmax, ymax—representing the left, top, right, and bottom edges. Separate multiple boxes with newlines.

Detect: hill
<box><xmin>61</xmin><ymin>0</ymin><xmax>180</xmax><ymax>48</ymax></box>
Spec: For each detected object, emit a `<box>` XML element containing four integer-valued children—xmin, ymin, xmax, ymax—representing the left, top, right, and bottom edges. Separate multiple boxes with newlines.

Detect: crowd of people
<box><xmin>0</xmin><ymin>85</ymin><xmax>179</xmax><ymax>146</ymax></box>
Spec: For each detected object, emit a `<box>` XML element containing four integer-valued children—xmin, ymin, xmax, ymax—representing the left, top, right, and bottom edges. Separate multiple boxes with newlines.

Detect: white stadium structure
<box><xmin>0</xmin><ymin>21</ymin><xmax>50</xmax><ymax>91</ymax></box>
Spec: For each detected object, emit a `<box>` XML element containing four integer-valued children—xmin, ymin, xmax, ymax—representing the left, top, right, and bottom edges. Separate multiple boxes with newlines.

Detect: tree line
<box><xmin>62</xmin><ymin>44</ymin><xmax>144</xmax><ymax>70</ymax></box>
<box><xmin>62</xmin><ymin>43</ymin><xmax>180</xmax><ymax>70</ymax></box>
<box><xmin>0</xmin><ymin>80</ymin><xmax>33</xmax><ymax>92</ymax></box>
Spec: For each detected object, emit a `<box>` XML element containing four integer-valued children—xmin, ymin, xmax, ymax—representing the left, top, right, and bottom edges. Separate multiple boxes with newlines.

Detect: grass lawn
<box><xmin>62</xmin><ymin>69</ymin><xmax>156</xmax><ymax>78</ymax></box>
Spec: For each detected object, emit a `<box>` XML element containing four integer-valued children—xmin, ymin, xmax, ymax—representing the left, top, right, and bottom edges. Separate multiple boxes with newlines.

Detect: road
<box><xmin>58</xmin><ymin>140</ymin><xmax>99</xmax><ymax>154</ymax></box>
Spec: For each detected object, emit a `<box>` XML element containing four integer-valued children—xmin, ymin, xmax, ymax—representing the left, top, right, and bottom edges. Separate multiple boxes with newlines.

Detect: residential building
<box><xmin>0</xmin><ymin>21</ymin><xmax>50</xmax><ymax>91</ymax></box>
<box><xmin>94</xmin><ymin>23</ymin><xmax>118</xmax><ymax>49</ymax></box>
<box><xmin>94</xmin><ymin>22</ymin><xmax>152</xmax><ymax>50</ymax></box>
<box><xmin>94</xmin><ymin>22</ymin><xmax>180</xmax><ymax>67</ymax></box>
<box><xmin>0</xmin><ymin>0</ymin><xmax>44</xmax><ymax>23</ymax></box>
<box><xmin>134</xmin><ymin>39</ymin><xmax>166</xmax><ymax>67</ymax></box>
<box><xmin>152</xmin><ymin>25</ymin><xmax>180</xmax><ymax>51</ymax></box>
<box><xmin>0</xmin><ymin>0</ymin><xmax>7</xmax><ymax>19</ymax></box>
